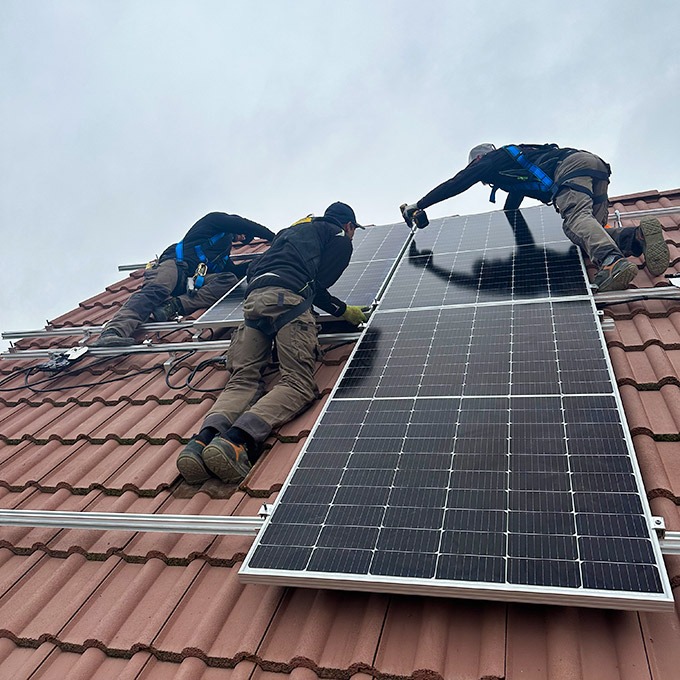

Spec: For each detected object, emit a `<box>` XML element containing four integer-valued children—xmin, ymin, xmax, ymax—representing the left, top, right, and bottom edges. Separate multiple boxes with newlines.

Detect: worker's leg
<box><xmin>176</xmin><ymin>272</ymin><xmax>239</xmax><ymax>315</ymax></box>
<box><xmin>104</xmin><ymin>259</ymin><xmax>179</xmax><ymax>338</ymax></box>
<box><xmin>554</xmin><ymin>152</ymin><xmax>621</xmax><ymax>267</ymax></box>
<box><xmin>200</xmin><ymin>289</ymin><xmax>320</xmax><ymax>483</ymax></box>
<box><xmin>201</xmin><ymin>322</ymin><xmax>272</xmax><ymax>436</ymax></box>
<box><xmin>232</xmin><ymin>308</ymin><xmax>320</xmax><ymax>443</ymax></box>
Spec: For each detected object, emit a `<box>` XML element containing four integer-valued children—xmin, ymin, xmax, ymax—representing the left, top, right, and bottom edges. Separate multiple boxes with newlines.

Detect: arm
<box><xmin>417</xmin><ymin>159</ymin><xmax>490</xmax><ymax>210</ymax></box>
<box><xmin>234</xmin><ymin>217</ymin><xmax>276</xmax><ymax>243</ymax></box>
<box><xmin>313</xmin><ymin>233</ymin><xmax>353</xmax><ymax>316</ymax></box>
<box><xmin>416</xmin><ymin>149</ymin><xmax>509</xmax><ymax>210</ymax></box>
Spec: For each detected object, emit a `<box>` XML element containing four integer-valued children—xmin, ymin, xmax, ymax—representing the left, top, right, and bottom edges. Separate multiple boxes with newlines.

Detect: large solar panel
<box><xmin>195</xmin><ymin>221</ymin><xmax>408</xmax><ymax>326</ymax></box>
<box><xmin>240</xmin><ymin>206</ymin><xmax>672</xmax><ymax>610</ymax></box>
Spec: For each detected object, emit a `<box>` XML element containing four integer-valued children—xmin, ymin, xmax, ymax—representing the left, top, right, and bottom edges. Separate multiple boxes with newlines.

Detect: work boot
<box><xmin>176</xmin><ymin>437</ymin><xmax>211</xmax><ymax>484</ymax></box>
<box><xmin>92</xmin><ymin>329</ymin><xmax>135</xmax><ymax>347</ymax></box>
<box><xmin>593</xmin><ymin>257</ymin><xmax>639</xmax><ymax>292</ymax></box>
<box><xmin>639</xmin><ymin>217</ymin><xmax>669</xmax><ymax>276</ymax></box>
<box><xmin>152</xmin><ymin>297</ymin><xmax>184</xmax><ymax>322</ymax></box>
<box><xmin>202</xmin><ymin>436</ymin><xmax>252</xmax><ymax>483</ymax></box>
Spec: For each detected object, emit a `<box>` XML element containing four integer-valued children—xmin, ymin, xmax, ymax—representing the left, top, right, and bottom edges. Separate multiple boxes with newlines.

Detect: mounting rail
<box><xmin>0</xmin><ymin>332</ymin><xmax>361</xmax><ymax>360</ymax></box>
<box><xmin>1</xmin><ymin>509</ymin><xmax>680</xmax><ymax>554</ymax></box>
<box><xmin>608</xmin><ymin>206</ymin><xmax>680</xmax><ymax>227</ymax></box>
<box><xmin>0</xmin><ymin>509</ymin><xmax>263</xmax><ymax>535</ymax></box>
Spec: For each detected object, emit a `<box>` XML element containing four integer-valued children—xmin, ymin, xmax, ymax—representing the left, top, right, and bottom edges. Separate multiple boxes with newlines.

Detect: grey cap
<box><xmin>468</xmin><ymin>143</ymin><xmax>497</xmax><ymax>164</ymax></box>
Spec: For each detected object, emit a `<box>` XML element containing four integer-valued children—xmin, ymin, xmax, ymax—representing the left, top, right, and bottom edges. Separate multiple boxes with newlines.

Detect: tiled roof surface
<box><xmin>1</xmin><ymin>192</ymin><xmax>680</xmax><ymax>679</ymax></box>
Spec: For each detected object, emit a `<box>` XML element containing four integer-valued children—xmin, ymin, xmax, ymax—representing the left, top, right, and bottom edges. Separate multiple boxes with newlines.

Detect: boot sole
<box><xmin>596</xmin><ymin>260</ymin><xmax>639</xmax><ymax>293</ymax></box>
<box><xmin>202</xmin><ymin>445</ymin><xmax>250</xmax><ymax>483</ymax></box>
<box><xmin>640</xmin><ymin>217</ymin><xmax>669</xmax><ymax>276</ymax></box>
<box><xmin>176</xmin><ymin>452</ymin><xmax>211</xmax><ymax>485</ymax></box>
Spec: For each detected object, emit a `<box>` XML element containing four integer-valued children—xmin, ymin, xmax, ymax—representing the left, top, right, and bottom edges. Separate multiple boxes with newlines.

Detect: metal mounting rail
<box><xmin>1</xmin><ymin>510</ymin><xmax>679</xmax><ymax>553</ymax></box>
<box><xmin>2</xmin><ymin>320</ymin><xmax>196</xmax><ymax>341</ymax></box>
<box><xmin>0</xmin><ymin>332</ymin><xmax>362</xmax><ymax>360</ymax></box>
<box><xmin>0</xmin><ymin>509</ymin><xmax>263</xmax><ymax>535</ymax></box>
<box><xmin>659</xmin><ymin>531</ymin><xmax>680</xmax><ymax>556</ymax></box>
<box><xmin>594</xmin><ymin>286</ymin><xmax>680</xmax><ymax>306</ymax></box>
<box><xmin>608</xmin><ymin>206</ymin><xmax>680</xmax><ymax>227</ymax></box>
<box><xmin>2</xmin><ymin>313</ymin><xmax>359</xmax><ymax>341</ymax></box>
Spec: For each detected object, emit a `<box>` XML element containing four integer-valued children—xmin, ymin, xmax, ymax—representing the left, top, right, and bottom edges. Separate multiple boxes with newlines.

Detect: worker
<box><xmin>93</xmin><ymin>212</ymin><xmax>276</xmax><ymax>347</ymax></box>
<box><xmin>176</xmin><ymin>202</ymin><xmax>368</xmax><ymax>484</ymax></box>
<box><xmin>402</xmin><ymin>143</ymin><xmax>670</xmax><ymax>292</ymax></box>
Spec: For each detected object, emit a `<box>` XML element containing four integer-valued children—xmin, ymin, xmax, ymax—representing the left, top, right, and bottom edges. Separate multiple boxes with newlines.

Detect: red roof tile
<box><xmin>2</xmin><ymin>192</ymin><xmax>680</xmax><ymax>679</ymax></box>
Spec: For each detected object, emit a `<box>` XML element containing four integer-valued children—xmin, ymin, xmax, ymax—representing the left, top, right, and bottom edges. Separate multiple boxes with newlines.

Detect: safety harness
<box><xmin>243</xmin><ymin>287</ymin><xmax>315</xmax><ymax>338</ymax></box>
<box><xmin>175</xmin><ymin>232</ymin><xmax>232</xmax><ymax>293</ymax></box>
<box><xmin>488</xmin><ymin>145</ymin><xmax>609</xmax><ymax>205</ymax></box>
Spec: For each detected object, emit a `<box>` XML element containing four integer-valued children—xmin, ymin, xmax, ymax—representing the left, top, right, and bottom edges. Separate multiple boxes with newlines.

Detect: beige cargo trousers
<box><xmin>202</xmin><ymin>286</ymin><xmax>320</xmax><ymax>444</ymax></box>
<box><xmin>553</xmin><ymin>151</ymin><xmax>623</xmax><ymax>267</ymax></box>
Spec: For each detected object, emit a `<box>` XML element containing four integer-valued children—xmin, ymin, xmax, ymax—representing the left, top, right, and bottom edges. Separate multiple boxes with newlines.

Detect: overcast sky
<box><xmin>1</xmin><ymin>0</ymin><xmax>678</xmax><ymax>345</ymax></box>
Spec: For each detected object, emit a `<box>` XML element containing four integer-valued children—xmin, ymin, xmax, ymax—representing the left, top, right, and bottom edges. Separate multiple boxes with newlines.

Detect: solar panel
<box><xmin>240</xmin><ymin>206</ymin><xmax>672</xmax><ymax>611</ymax></box>
<box><xmin>195</xmin><ymin>221</ymin><xmax>409</xmax><ymax>326</ymax></box>
<box><xmin>380</xmin><ymin>210</ymin><xmax>587</xmax><ymax>310</ymax></box>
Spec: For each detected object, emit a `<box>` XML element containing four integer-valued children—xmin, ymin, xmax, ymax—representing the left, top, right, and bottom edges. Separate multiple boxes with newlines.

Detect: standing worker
<box><xmin>94</xmin><ymin>212</ymin><xmax>276</xmax><ymax>347</ymax></box>
<box><xmin>177</xmin><ymin>202</ymin><xmax>368</xmax><ymax>484</ymax></box>
<box><xmin>402</xmin><ymin>143</ymin><xmax>669</xmax><ymax>292</ymax></box>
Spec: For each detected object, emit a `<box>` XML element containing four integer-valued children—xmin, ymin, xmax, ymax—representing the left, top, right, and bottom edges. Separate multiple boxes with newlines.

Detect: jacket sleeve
<box><xmin>236</xmin><ymin>217</ymin><xmax>277</xmax><ymax>243</ymax></box>
<box><xmin>416</xmin><ymin>151</ymin><xmax>503</xmax><ymax>209</ymax></box>
<box><xmin>313</xmin><ymin>232</ymin><xmax>353</xmax><ymax>316</ymax></box>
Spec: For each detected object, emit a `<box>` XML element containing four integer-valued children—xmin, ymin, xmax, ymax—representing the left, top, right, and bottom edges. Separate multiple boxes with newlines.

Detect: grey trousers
<box><xmin>202</xmin><ymin>286</ymin><xmax>320</xmax><ymax>444</ymax></box>
<box><xmin>554</xmin><ymin>151</ymin><xmax>637</xmax><ymax>267</ymax></box>
<box><xmin>106</xmin><ymin>259</ymin><xmax>237</xmax><ymax>338</ymax></box>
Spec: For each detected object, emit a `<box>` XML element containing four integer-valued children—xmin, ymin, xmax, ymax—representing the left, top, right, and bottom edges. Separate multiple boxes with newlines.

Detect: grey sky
<box><xmin>1</xmin><ymin>0</ymin><xmax>678</xmax><ymax>345</ymax></box>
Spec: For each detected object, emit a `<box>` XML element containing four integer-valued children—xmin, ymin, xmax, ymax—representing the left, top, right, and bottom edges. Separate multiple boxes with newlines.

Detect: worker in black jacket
<box><xmin>177</xmin><ymin>202</ymin><xmax>368</xmax><ymax>484</ymax></box>
<box><xmin>94</xmin><ymin>212</ymin><xmax>276</xmax><ymax>347</ymax></box>
<box><xmin>402</xmin><ymin>143</ymin><xmax>669</xmax><ymax>292</ymax></box>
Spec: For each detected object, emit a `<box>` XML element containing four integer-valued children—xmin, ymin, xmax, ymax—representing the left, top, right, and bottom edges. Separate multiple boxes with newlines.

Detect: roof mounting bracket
<box><xmin>258</xmin><ymin>504</ymin><xmax>273</xmax><ymax>519</ymax></box>
<box><xmin>651</xmin><ymin>516</ymin><xmax>666</xmax><ymax>538</ymax></box>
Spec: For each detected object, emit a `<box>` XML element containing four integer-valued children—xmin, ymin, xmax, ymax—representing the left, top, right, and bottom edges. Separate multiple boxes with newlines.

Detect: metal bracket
<box><xmin>667</xmin><ymin>273</ymin><xmax>680</xmax><ymax>289</ymax></box>
<box><xmin>258</xmin><ymin>503</ymin><xmax>273</xmax><ymax>519</ymax></box>
<box><xmin>651</xmin><ymin>516</ymin><xmax>666</xmax><ymax>538</ymax></box>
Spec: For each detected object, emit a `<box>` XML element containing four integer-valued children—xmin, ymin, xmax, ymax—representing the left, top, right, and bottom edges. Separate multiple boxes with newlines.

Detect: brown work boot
<box><xmin>202</xmin><ymin>436</ymin><xmax>252</xmax><ymax>483</ymax></box>
<box><xmin>639</xmin><ymin>217</ymin><xmax>669</xmax><ymax>276</ymax></box>
<box><xmin>593</xmin><ymin>258</ymin><xmax>639</xmax><ymax>292</ymax></box>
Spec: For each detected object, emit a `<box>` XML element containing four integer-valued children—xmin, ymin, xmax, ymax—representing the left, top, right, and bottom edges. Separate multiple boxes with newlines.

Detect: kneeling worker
<box><xmin>177</xmin><ymin>202</ymin><xmax>368</xmax><ymax>484</ymax></box>
<box><xmin>94</xmin><ymin>212</ymin><xmax>276</xmax><ymax>347</ymax></box>
<box><xmin>402</xmin><ymin>143</ymin><xmax>670</xmax><ymax>292</ymax></box>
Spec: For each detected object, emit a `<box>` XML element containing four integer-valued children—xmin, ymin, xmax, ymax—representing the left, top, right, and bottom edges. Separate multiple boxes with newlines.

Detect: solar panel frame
<box><xmin>239</xmin><ymin>207</ymin><xmax>673</xmax><ymax>611</ymax></box>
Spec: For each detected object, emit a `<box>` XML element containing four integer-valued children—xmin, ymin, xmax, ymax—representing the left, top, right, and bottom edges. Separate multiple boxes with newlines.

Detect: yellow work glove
<box><xmin>342</xmin><ymin>305</ymin><xmax>367</xmax><ymax>326</ymax></box>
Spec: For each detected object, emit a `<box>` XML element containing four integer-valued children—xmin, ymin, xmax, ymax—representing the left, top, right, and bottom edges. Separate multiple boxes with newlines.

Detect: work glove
<box><xmin>401</xmin><ymin>203</ymin><xmax>418</xmax><ymax>223</ymax></box>
<box><xmin>342</xmin><ymin>305</ymin><xmax>368</xmax><ymax>326</ymax></box>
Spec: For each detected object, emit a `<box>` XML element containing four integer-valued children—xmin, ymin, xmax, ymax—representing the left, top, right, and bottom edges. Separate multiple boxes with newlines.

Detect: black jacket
<box><xmin>246</xmin><ymin>216</ymin><xmax>353</xmax><ymax>316</ymax></box>
<box><xmin>417</xmin><ymin>144</ymin><xmax>577</xmax><ymax>211</ymax></box>
<box><xmin>159</xmin><ymin>212</ymin><xmax>275</xmax><ymax>274</ymax></box>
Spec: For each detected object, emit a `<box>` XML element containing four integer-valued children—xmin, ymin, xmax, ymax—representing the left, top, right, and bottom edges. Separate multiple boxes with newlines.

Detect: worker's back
<box><xmin>247</xmin><ymin>217</ymin><xmax>351</xmax><ymax>297</ymax></box>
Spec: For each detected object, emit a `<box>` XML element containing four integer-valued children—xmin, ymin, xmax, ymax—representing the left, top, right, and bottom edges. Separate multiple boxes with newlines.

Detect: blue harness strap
<box><xmin>503</xmin><ymin>145</ymin><xmax>554</xmax><ymax>192</ymax></box>
<box><xmin>175</xmin><ymin>241</ymin><xmax>184</xmax><ymax>262</ymax></box>
<box><xmin>488</xmin><ymin>145</ymin><xmax>555</xmax><ymax>203</ymax></box>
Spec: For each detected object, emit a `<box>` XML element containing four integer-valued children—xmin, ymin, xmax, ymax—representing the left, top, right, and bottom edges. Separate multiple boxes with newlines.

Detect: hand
<box><xmin>401</xmin><ymin>203</ymin><xmax>418</xmax><ymax>225</ymax></box>
<box><xmin>342</xmin><ymin>305</ymin><xmax>367</xmax><ymax>326</ymax></box>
